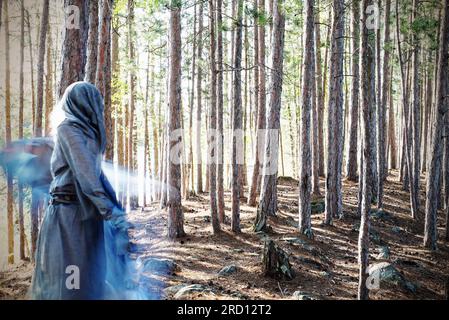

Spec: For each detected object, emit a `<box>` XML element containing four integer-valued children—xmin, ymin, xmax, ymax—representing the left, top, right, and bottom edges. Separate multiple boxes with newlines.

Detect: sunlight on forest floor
<box><xmin>1</xmin><ymin>170</ymin><xmax>448</xmax><ymax>300</ymax></box>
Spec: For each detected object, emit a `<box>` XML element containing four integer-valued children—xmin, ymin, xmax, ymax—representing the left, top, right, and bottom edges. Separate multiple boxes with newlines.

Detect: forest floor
<box><xmin>1</xmin><ymin>170</ymin><xmax>449</xmax><ymax>300</ymax></box>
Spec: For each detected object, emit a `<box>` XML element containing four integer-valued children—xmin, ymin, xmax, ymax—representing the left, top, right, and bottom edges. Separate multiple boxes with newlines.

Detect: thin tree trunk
<box><xmin>410</xmin><ymin>0</ymin><xmax>421</xmax><ymax>213</ymax></box>
<box><xmin>217</xmin><ymin>0</ymin><xmax>225</xmax><ymax>222</ymax></box>
<box><xmin>167</xmin><ymin>0</ymin><xmax>186</xmax><ymax>238</ymax></box>
<box><xmin>377</xmin><ymin>0</ymin><xmax>391</xmax><ymax>209</ymax></box>
<box><xmin>358</xmin><ymin>0</ymin><xmax>375</xmax><ymax>300</ymax></box>
<box><xmin>3</xmin><ymin>0</ymin><xmax>14</xmax><ymax>265</ymax></box>
<box><xmin>187</xmin><ymin>4</ymin><xmax>197</xmax><ymax>198</ymax></box>
<box><xmin>315</xmin><ymin>5</ymin><xmax>325</xmax><ymax>177</ymax></box>
<box><xmin>209</xmin><ymin>0</ymin><xmax>220</xmax><ymax>233</ymax></box>
<box><xmin>44</xmin><ymin>25</ymin><xmax>53</xmax><ymax>136</ymax></box>
<box><xmin>248</xmin><ymin>0</ymin><xmax>267</xmax><ymax>206</ymax></box>
<box><xmin>85</xmin><ymin>0</ymin><xmax>99</xmax><ymax>83</ymax></box>
<box><xmin>299</xmin><ymin>0</ymin><xmax>315</xmax><ymax>238</ymax></box>
<box><xmin>35</xmin><ymin>0</ymin><xmax>50</xmax><ymax>137</ymax></box>
<box><xmin>26</xmin><ymin>10</ymin><xmax>36</xmax><ymax>132</ymax></box>
<box><xmin>97</xmin><ymin>0</ymin><xmax>113</xmax><ymax>160</ymax></box>
<box><xmin>346</xmin><ymin>0</ymin><xmax>360</xmax><ymax>182</ymax></box>
<box><xmin>195</xmin><ymin>2</ymin><xmax>204</xmax><ymax>194</ymax></box>
<box><xmin>18</xmin><ymin>0</ymin><xmax>26</xmax><ymax>261</ymax></box>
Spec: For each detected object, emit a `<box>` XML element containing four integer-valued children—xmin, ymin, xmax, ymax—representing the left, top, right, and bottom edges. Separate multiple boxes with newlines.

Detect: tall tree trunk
<box><xmin>45</xmin><ymin>25</ymin><xmax>53</xmax><ymax>136</ymax></box>
<box><xmin>26</xmin><ymin>10</ymin><xmax>36</xmax><ymax>133</ymax></box>
<box><xmin>254</xmin><ymin>0</ymin><xmax>285</xmax><ymax>231</ymax></box>
<box><xmin>3</xmin><ymin>0</ymin><xmax>14</xmax><ymax>264</ymax></box>
<box><xmin>388</xmin><ymin>65</ymin><xmax>397</xmax><ymax>169</ymax></box>
<box><xmin>346</xmin><ymin>0</ymin><xmax>360</xmax><ymax>182</ymax></box>
<box><xmin>195</xmin><ymin>2</ymin><xmax>204</xmax><ymax>194</ymax></box>
<box><xmin>358</xmin><ymin>0</ymin><xmax>375</xmax><ymax>300</ymax></box>
<box><xmin>209</xmin><ymin>0</ymin><xmax>220</xmax><ymax>233</ymax></box>
<box><xmin>311</xmin><ymin>5</ymin><xmax>320</xmax><ymax>196</ymax></box>
<box><xmin>248</xmin><ymin>0</ymin><xmax>267</xmax><ymax>206</ymax></box>
<box><xmin>35</xmin><ymin>0</ymin><xmax>50</xmax><ymax>137</ymax></box>
<box><xmin>421</xmin><ymin>63</ymin><xmax>432</xmax><ymax>172</ymax></box>
<box><xmin>167</xmin><ymin>0</ymin><xmax>186</xmax><ymax>238</ymax></box>
<box><xmin>18</xmin><ymin>0</ymin><xmax>26</xmax><ymax>261</ymax></box>
<box><xmin>97</xmin><ymin>0</ymin><xmax>113</xmax><ymax>160</ymax></box>
<box><xmin>188</xmin><ymin>4</ymin><xmax>197</xmax><ymax>198</ymax></box>
<box><xmin>377</xmin><ymin>0</ymin><xmax>391</xmax><ymax>210</ymax></box>
<box><xmin>324</xmin><ymin>0</ymin><xmax>345</xmax><ymax>224</ymax></box>
<box><xmin>127</xmin><ymin>0</ymin><xmax>137</xmax><ymax>208</ymax></box>
<box><xmin>396</xmin><ymin>0</ymin><xmax>419</xmax><ymax>219</ymax></box>
<box><xmin>315</xmin><ymin>3</ymin><xmax>325</xmax><ymax>177</ymax></box>
<box><xmin>298</xmin><ymin>0</ymin><xmax>315</xmax><ymax>238</ymax></box>
<box><xmin>58</xmin><ymin>0</ymin><xmax>89</xmax><ymax>98</ymax></box>
<box><xmin>410</xmin><ymin>0</ymin><xmax>421</xmax><ymax>213</ymax></box>
<box><xmin>424</xmin><ymin>0</ymin><xmax>449</xmax><ymax>250</ymax></box>
<box><xmin>231</xmin><ymin>0</ymin><xmax>244</xmax><ymax>233</ymax></box>
<box><xmin>217</xmin><ymin>0</ymin><xmax>225</xmax><ymax>222</ymax></box>
<box><xmin>85</xmin><ymin>0</ymin><xmax>99</xmax><ymax>83</ymax></box>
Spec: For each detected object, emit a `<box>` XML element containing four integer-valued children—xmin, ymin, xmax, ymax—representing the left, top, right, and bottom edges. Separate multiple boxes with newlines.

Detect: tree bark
<box><xmin>377</xmin><ymin>0</ymin><xmax>391</xmax><ymax>210</ymax></box>
<box><xmin>58</xmin><ymin>0</ymin><xmax>89</xmax><ymax>98</ymax></box>
<box><xmin>85</xmin><ymin>0</ymin><xmax>99</xmax><ymax>83</ymax></box>
<box><xmin>216</xmin><ymin>0</ymin><xmax>225</xmax><ymax>223</ymax></box>
<box><xmin>396</xmin><ymin>0</ymin><xmax>419</xmax><ymax>219</ymax></box>
<box><xmin>248</xmin><ymin>0</ymin><xmax>267</xmax><ymax>206</ymax></box>
<box><xmin>358</xmin><ymin>0</ymin><xmax>375</xmax><ymax>300</ymax></box>
<box><xmin>298</xmin><ymin>0</ymin><xmax>315</xmax><ymax>238</ymax></box>
<box><xmin>346</xmin><ymin>0</ymin><xmax>360</xmax><ymax>182</ymax></box>
<box><xmin>254</xmin><ymin>0</ymin><xmax>285</xmax><ymax>231</ymax></box>
<box><xmin>167</xmin><ymin>0</ymin><xmax>185</xmax><ymax>238</ymax></box>
<box><xmin>97</xmin><ymin>0</ymin><xmax>113</xmax><ymax>160</ymax></box>
<box><xmin>3</xmin><ymin>0</ymin><xmax>14</xmax><ymax>264</ymax></box>
<box><xmin>35</xmin><ymin>0</ymin><xmax>50</xmax><ymax>137</ymax></box>
<box><xmin>324</xmin><ymin>0</ymin><xmax>345</xmax><ymax>224</ymax></box>
<box><xmin>208</xmin><ymin>0</ymin><xmax>221</xmax><ymax>233</ymax></box>
<box><xmin>18</xmin><ymin>0</ymin><xmax>26</xmax><ymax>261</ymax></box>
<box><xmin>44</xmin><ymin>25</ymin><xmax>53</xmax><ymax>136</ymax></box>
<box><xmin>195</xmin><ymin>2</ymin><xmax>204</xmax><ymax>194</ymax></box>
<box><xmin>424</xmin><ymin>0</ymin><xmax>449</xmax><ymax>250</ymax></box>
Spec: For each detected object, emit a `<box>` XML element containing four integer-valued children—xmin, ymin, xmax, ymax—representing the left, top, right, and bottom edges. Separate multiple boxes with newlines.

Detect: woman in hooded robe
<box><xmin>31</xmin><ymin>82</ymin><xmax>132</xmax><ymax>300</ymax></box>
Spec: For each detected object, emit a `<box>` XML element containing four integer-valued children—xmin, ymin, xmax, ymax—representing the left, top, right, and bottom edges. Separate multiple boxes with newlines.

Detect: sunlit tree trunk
<box><xmin>217</xmin><ymin>0</ymin><xmax>225</xmax><ymax>223</ymax></box>
<box><xmin>167</xmin><ymin>0</ymin><xmax>186</xmax><ymax>238</ymax></box>
<box><xmin>377</xmin><ymin>0</ymin><xmax>391</xmax><ymax>210</ymax></box>
<box><xmin>324</xmin><ymin>0</ymin><xmax>345</xmax><ymax>224</ymax></box>
<box><xmin>248</xmin><ymin>0</ymin><xmax>266</xmax><ymax>206</ymax></box>
<box><xmin>195</xmin><ymin>2</ymin><xmax>204</xmax><ymax>194</ymax></box>
<box><xmin>97</xmin><ymin>0</ymin><xmax>113</xmax><ymax>161</ymax></box>
<box><xmin>26</xmin><ymin>10</ymin><xmax>36</xmax><ymax>132</ymax></box>
<box><xmin>85</xmin><ymin>0</ymin><xmax>99</xmax><ymax>83</ymax></box>
<box><xmin>424</xmin><ymin>0</ymin><xmax>449</xmax><ymax>250</ymax></box>
<box><xmin>254</xmin><ymin>0</ymin><xmax>285</xmax><ymax>231</ymax></box>
<box><xmin>396</xmin><ymin>0</ymin><xmax>418</xmax><ymax>219</ymax></box>
<box><xmin>208</xmin><ymin>0</ymin><xmax>220</xmax><ymax>233</ymax></box>
<box><xmin>358</xmin><ymin>0</ymin><xmax>375</xmax><ymax>300</ymax></box>
<box><xmin>230</xmin><ymin>0</ymin><xmax>244</xmax><ymax>233</ymax></box>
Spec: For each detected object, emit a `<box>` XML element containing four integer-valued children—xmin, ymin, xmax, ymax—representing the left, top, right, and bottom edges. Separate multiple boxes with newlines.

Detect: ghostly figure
<box><xmin>31</xmin><ymin>82</ymin><xmax>131</xmax><ymax>300</ymax></box>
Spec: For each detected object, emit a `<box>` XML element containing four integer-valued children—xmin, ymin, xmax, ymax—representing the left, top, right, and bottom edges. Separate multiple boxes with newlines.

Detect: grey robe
<box><xmin>31</xmin><ymin>82</ymin><xmax>126</xmax><ymax>300</ymax></box>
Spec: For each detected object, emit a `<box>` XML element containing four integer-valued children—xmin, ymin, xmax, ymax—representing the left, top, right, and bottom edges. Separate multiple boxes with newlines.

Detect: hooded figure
<box><xmin>31</xmin><ymin>82</ymin><xmax>131</xmax><ymax>300</ymax></box>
